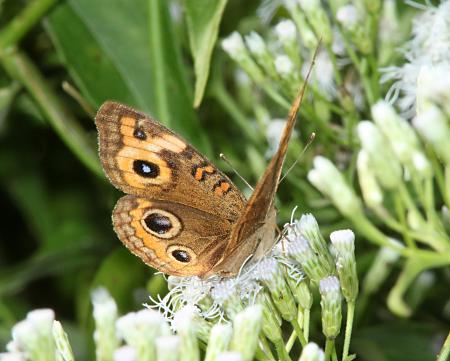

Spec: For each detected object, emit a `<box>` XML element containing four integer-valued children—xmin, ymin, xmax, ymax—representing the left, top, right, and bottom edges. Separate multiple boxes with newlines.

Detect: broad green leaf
<box><xmin>46</xmin><ymin>0</ymin><xmax>210</xmax><ymax>153</ymax></box>
<box><xmin>46</xmin><ymin>5</ymin><xmax>137</xmax><ymax>110</ymax></box>
<box><xmin>184</xmin><ymin>0</ymin><xmax>228</xmax><ymax>107</ymax></box>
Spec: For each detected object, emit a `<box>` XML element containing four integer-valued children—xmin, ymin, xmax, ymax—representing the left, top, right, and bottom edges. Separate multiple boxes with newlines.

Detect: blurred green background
<box><xmin>0</xmin><ymin>0</ymin><xmax>448</xmax><ymax>360</ymax></box>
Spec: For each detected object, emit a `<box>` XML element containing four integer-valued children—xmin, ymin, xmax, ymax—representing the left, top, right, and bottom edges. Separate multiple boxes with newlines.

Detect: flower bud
<box><xmin>172</xmin><ymin>306</ymin><xmax>200</xmax><ymax>361</ymax></box>
<box><xmin>357</xmin><ymin>121</ymin><xmax>403</xmax><ymax>189</ymax></box>
<box><xmin>413</xmin><ymin>105</ymin><xmax>450</xmax><ymax>165</ymax></box>
<box><xmin>298</xmin><ymin>214</ymin><xmax>335</xmax><ymax>273</ymax></box>
<box><xmin>116</xmin><ymin>309</ymin><xmax>169</xmax><ymax>361</ymax></box>
<box><xmin>92</xmin><ymin>288</ymin><xmax>119</xmax><ymax>361</ymax></box>
<box><xmin>113</xmin><ymin>347</ymin><xmax>137</xmax><ymax>361</ymax></box>
<box><xmin>204</xmin><ymin>324</ymin><xmax>233</xmax><ymax>361</ymax></box>
<box><xmin>307</xmin><ymin>156</ymin><xmax>362</xmax><ymax>217</ymax></box>
<box><xmin>52</xmin><ymin>321</ymin><xmax>74</xmax><ymax>361</ymax></box>
<box><xmin>255</xmin><ymin>290</ymin><xmax>283</xmax><ymax>342</ymax></box>
<box><xmin>287</xmin><ymin>235</ymin><xmax>331</xmax><ymax>282</ymax></box>
<box><xmin>256</xmin><ymin>258</ymin><xmax>297</xmax><ymax>321</ymax></box>
<box><xmin>156</xmin><ymin>336</ymin><xmax>180</xmax><ymax>361</ymax></box>
<box><xmin>230</xmin><ymin>306</ymin><xmax>263</xmax><ymax>361</ymax></box>
<box><xmin>319</xmin><ymin>276</ymin><xmax>342</xmax><ymax>339</ymax></box>
<box><xmin>299</xmin><ymin>342</ymin><xmax>325</xmax><ymax>361</ymax></box>
<box><xmin>357</xmin><ymin>150</ymin><xmax>383</xmax><ymax>208</ymax></box>
<box><xmin>371</xmin><ymin>101</ymin><xmax>430</xmax><ymax>177</ymax></box>
<box><xmin>12</xmin><ymin>309</ymin><xmax>56</xmax><ymax>361</ymax></box>
<box><xmin>330</xmin><ymin>230</ymin><xmax>359</xmax><ymax>302</ymax></box>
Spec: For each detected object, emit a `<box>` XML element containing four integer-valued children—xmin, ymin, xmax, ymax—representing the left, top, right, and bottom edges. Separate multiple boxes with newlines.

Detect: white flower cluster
<box><xmin>382</xmin><ymin>1</ymin><xmax>450</xmax><ymax>116</ymax></box>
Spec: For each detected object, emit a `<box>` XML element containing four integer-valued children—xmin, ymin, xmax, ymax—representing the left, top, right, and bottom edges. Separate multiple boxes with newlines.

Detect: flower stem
<box><xmin>303</xmin><ymin>308</ymin><xmax>310</xmax><ymax>342</ymax></box>
<box><xmin>324</xmin><ymin>339</ymin><xmax>334</xmax><ymax>361</ymax></box>
<box><xmin>274</xmin><ymin>338</ymin><xmax>292</xmax><ymax>361</ymax></box>
<box><xmin>285</xmin><ymin>331</ymin><xmax>296</xmax><ymax>353</ymax></box>
<box><xmin>290</xmin><ymin>319</ymin><xmax>307</xmax><ymax>347</ymax></box>
<box><xmin>342</xmin><ymin>301</ymin><xmax>355</xmax><ymax>361</ymax></box>
<box><xmin>394</xmin><ymin>193</ymin><xmax>416</xmax><ymax>249</ymax></box>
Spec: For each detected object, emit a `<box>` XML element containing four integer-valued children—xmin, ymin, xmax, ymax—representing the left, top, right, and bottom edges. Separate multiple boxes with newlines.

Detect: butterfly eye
<box><xmin>167</xmin><ymin>245</ymin><xmax>196</xmax><ymax>264</ymax></box>
<box><xmin>141</xmin><ymin>209</ymin><xmax>182</xmax><ymax>239</ymax></box>
<box><xmin>144</xmin><ymin>213</ymin><xmax>172</xmax><ymax>234</ymax></box>
<box><xmin>171</xmin><ymin>250</ymin><xmax>190</xmax><ymax>263</ymax></box>
<box><xmin>133</xmin><ymin>160</ymin><xmax>159</xmax><ymax>178</ymax></box>
<box><xmin>133</xmin><ymin>127</ymin><xmax>146</xmax><ymax>140</ymax></box>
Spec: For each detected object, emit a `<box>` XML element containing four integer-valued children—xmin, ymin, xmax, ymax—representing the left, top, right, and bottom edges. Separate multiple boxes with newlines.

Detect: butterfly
<box><xmin>95</xmin><ymin>59</ymin><xmax>314</xmax><ymax>278</ymax></box>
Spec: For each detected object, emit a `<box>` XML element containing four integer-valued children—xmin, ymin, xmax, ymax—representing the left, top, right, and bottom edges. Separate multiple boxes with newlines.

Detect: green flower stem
<box><xmin>0</xmin><ymin>49</ymin><xmax>103</xmax><ymax>176</ymax></box>
<box><xmin>290</xmin><ymin>319</ymin><xmax>307</xmax><ymax>347</ymax></box>
<box><xmin>367</xmin><ymin>53</ymin><xmax>380</xmax><ymax>100</ymax></box>
<box><xmin>436</xmin><ymin>331</ymin><xmax>450</xmax><ymax>361</ymax></box>
<box><xmin>427</xmin><ymin>148</ymin><xmax>450</xmax><ymax>209</ymax></box>
<box><xmin>388</xmin><ymin>256</ymin><xmax>450</xmax><ymax>317</ymax></box>
<box><xmin>373</xmin><ymin>207</ymin><xmax>449</xmax><ymax>250</ymax></box>
<box><xmin>285</xmin><ymin>331</ymin><xmax>296</xmax><ymax>353</ymax></box>
<box><xmin>257</xmin><ymin>336</ymin><xmax>276</xmax><ymax>361</ymax></box>
<box><xmin>0</xmin><ymin>0</ymin><xmax>57</xmax><ymax>55</ymax></box>
<box><xmin>303</xmin><ymin>309</ymin><xmax>310</xmax><ymax>342</ymax></box>
<box><xmin>210</xmin><ymin>81</ymin><xmax>261</xmax><ymax>144</ymax></box>
<box><xmin>324</xmin><ymin>339</ymin><xmax>335</xmax><ymax>361</ymax></box>
<box><xmin>342</xmin><ymin>301</ymin><xmax>355</xmax><ymax>361</ymax></box>
<box><xmin>273</xmin><ymin>338</ymin><xmax>292</xmax><ymax>361</ymax></box>
<box><xmin>393</xmin><ymin>194</ymin><xmax>416</xmax><ymax>249</ymax></box>
<box><xmin>350</xmin><ymin>212</ymin><xmax>450</xmax><ymax>264</ymax></box>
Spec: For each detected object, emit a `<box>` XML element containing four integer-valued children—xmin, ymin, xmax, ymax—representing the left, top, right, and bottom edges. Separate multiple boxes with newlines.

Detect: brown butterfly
<box><xmin>95</xmin><ymin>59</ymin><xmax>314</xmax><ymax>278</ymax></box>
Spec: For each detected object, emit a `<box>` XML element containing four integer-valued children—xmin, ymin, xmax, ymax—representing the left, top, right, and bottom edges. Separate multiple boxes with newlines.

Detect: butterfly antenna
<box><xmin>62</xmin><ymin>81</ymin><xmax>96</xmax><ymax>118</ymax></box>
<box><xmin>280</xmin><ymin>132</ymin><xmax>316</xmax><ymax>183</ymax></box>
<box><xmin>219</xmin><ymin>153</ymin><xmax>254</xmax><ymax>191</ymax></box>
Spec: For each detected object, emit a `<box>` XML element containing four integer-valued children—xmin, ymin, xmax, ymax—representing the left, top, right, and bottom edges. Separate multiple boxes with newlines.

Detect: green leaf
<box><xmin>46</xmin><ymin>5</ymin><xmax>137</xmax><ymax>110</ymax></box>
<box><xmin>46</xmin><ymin>0</ymin><xmax>211</xmax><ymax>154</ymax></box>
<box><xmin>184</xmin><ymin>0</ymin><xmax>228</xmax><ymax>107</ymax></box>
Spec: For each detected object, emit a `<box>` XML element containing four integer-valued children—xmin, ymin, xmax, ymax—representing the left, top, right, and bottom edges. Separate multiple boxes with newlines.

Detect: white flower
<box><xmin>382</xmin><ymin>2</ymin><xmax>450</xmax><ymax>116</ymax></box>
<box><xmin>336</xmin><ymin>5</ymin><xmax>360</xmax><ymax>30</ymax></box>
<box><xmin>222</xmin><ymin>32</ymin><xmax>247</xmax><ymax>61</ymax></box>
<box><xmin>275</xmin><ymin>19</ymin><xmax>297</xmax><ymax>43</ymax></box>
<box><xmin>274</xmin><ymin>54</ymin><xmax>294</xmax><ymax>76</ymax></box>
<box><xmin>244</xmin><ymin>32</ymin><xmax>266</xmax><ymax>56</ymax></box>
<box><xmin>416</xmin><ymin>64</ymin><xmax>450</xmax><ymax>115</ymax></box>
